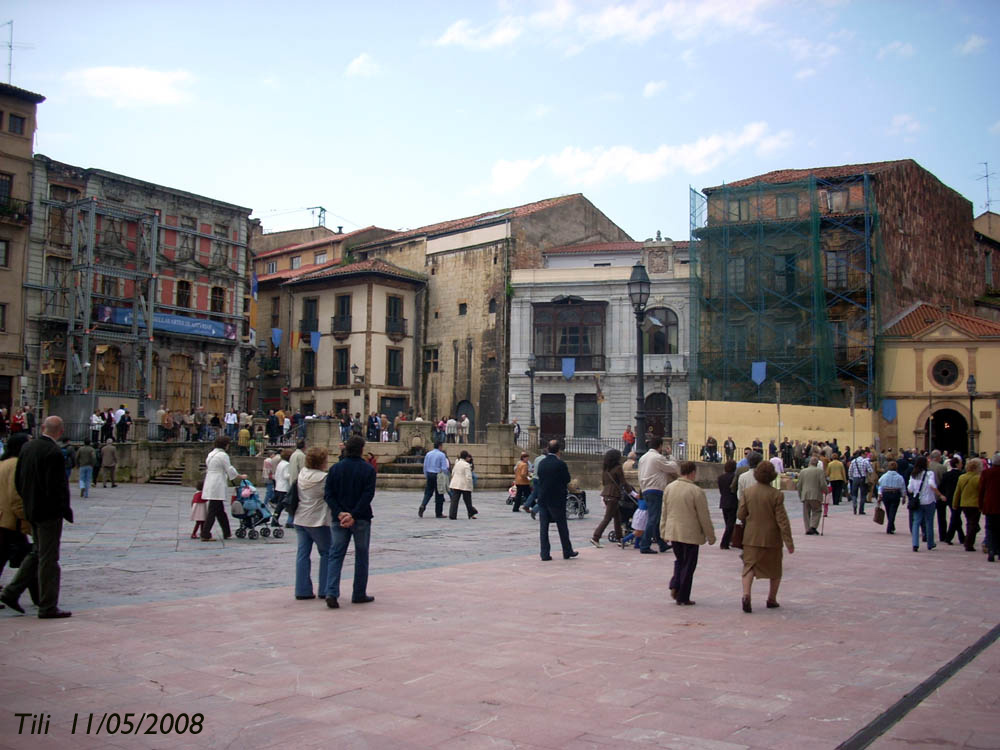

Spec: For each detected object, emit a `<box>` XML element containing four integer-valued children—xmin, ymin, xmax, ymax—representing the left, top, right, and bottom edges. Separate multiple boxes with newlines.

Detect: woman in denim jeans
<box><xmin>907</xmin><ymin>455</ymin><xmax>946</xmax><ymax>552</ymax></box>
<box><xmin>292</xmin><ymin>447</ymin><xmax>331</xmax><ymax>600</ymax></box>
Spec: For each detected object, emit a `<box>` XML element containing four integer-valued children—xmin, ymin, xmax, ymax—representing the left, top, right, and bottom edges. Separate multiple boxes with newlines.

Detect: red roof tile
<box><xmin>257</xmin><ymin>260</ymin><xmax>340</xmax><ymax>283</ymax></box>
<box><xmin>704</xmin><ymin>160</ymin><xmax>911</xmax><ymax>192</ymax></box>
<box><xmin>354</xmin><ymin>194</ymin><xmax>584</xmax><ymax>249</ymax></box>
<box><xmin>286</xmin><ymin>258</ymin><xmax>427</xmax><ymax>285</ymax></box>
<box><xmin>255</xmin><ymin>226</ymin><xmax>378</xmax><ymax>259</ymax></box>
<box><xmin>883</xmin><ymin>303</ymin><xmax>1000</xmax><ymax>338</ymax></box>
<box><xmin>544</xmin><ymin>241</ymin><xmax>642</xmax><ymax>255</ymax></box>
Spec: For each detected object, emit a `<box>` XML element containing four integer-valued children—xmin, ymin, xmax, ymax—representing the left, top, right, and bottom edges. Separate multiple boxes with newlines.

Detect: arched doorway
<box><xmin>455</xmin><ymin>400</ymin><xmax>475</xmax><ymax>441</ymax></box>
<box><xmin>926</xmin><ymin>409</ymin><xmax>968</xmax><ymax>454</ymax></box>
<box><xmin>644</xmin><ymin>393</ymin><xmax>672</xmax><ymax>441</ymax></box>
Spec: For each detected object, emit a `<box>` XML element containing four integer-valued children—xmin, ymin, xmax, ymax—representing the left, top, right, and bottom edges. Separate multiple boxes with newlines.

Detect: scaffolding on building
<box><xmin>689</xmin><ymin>172</ymin><xmax>890</xmax><ymax>409</ymax></box>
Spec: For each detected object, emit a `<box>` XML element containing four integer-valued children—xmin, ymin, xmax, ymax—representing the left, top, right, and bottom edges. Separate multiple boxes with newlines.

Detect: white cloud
<box><xmin>877</xmin><ymin>40</ymin><xmax>915</xmax><ymax>60</ymax></box>
<box><xmin>786</xmin><ymin>37</ymin><xmax>840</xmax><ymax>61</ymax></box>
<box><xmin>956</xmin><ymin>34</ymin><xmax>987</xmax><ymax>55</ymax></box>
<box><xmin>490</xmin><ymin>121</ymin><xmax>791</xmax><ymax>192</ymax></box>
<box><xmin>990</xmin><ymin>120</ymin><xmax>1000</xmax><ymax>135</ymax></box>
<box><xmin>795</xmin><ymin>68</ymin><xmax>817</xmax><ymax>80</ymax></box>
<box><xmin>886</xmin><ymin>113</ymin><xmax>921</xmax><ymax>140</ymax></box>
<box><xmin>434</xmin><ymin>18</ymin><xmax>524</xmax><ymax>49</ymax></box>
<box><xmin>643</xmin><ymin>80</ymin><xmax>667</xmax><ymax>98</ymax></box>
<box><xmin>64</xmin><ymin>66</ymin><xmax>194</xmax><ymax>107</ymax></box>
<box><xmin>345</xmin><ymin>53</ymin><xmax>380</xmax><ymax>77</ymax></box>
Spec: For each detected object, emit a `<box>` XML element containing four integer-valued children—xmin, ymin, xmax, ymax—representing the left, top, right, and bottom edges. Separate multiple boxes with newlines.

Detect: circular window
<box><xmin>932</xmin><ymin>359</ymin><xmax>959</xmax><ymax>387</ymax></box>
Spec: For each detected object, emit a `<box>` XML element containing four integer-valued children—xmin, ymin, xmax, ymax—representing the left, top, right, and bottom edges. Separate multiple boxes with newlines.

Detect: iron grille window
<box><xmin>0</xmin><ymin>173</ymin><xmax>10</xmax><ymax>202</ymax></box>
<box><xmin>573</xmin><ymin>394</ymin><xmax>600</xmax><ymax>438</ymax></box>
<box><xmin>387</xmin><ymin>348</ymin><xmax>403</xmax><ymax>387</ymax></box>
<box><xmin>423</xmin><ymin>348</ymin><xmax>439</xmax><ymax>373</ymax></box>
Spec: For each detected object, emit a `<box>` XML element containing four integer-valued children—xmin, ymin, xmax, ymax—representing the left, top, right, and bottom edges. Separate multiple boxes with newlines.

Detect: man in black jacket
<box><xmin>324</xmin><ymin>436</ymin><xmax>376</xmax><ymax>608</ymax></box>
<box><xmin>535</xmin><ymin>439</ymin><xmax>578</xmax><ymax>561</ymax></box>
<box><xmin>0</xmin><ymin>415</ymin><xmax>73</xmax><ymax>618</ymax></box>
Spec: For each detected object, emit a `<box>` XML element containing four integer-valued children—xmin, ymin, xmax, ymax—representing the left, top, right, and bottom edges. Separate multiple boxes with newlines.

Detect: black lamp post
<box><xmin>967</xmin><ymin>373</ymin><xmax>977</xmax><ymax>458</ymax></box>
<box><xmin>664</xmin><ymin>359</ymin><xmax>673</xmax><ymax>443</ymax></box>
<box><xmin>525</xmin><ymin>353</ymin><xmax>536</xmax><ymax>428</ymax></box>
<box><xmin>628</xmin><ymin>262</ymin><xmax>651</xmax><ymax>456</ymax></box>
<box><xmin>351</xmin><ymin>362</ymin><xmax>359</xmax><ymax>383</ymax></box>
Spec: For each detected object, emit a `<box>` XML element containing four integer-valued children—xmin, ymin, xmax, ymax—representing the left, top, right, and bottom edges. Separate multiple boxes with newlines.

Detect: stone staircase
<box><xmin>148</xmin><ymin>467</ymin><xmax>185</xmax><ymax>486</ymax></box>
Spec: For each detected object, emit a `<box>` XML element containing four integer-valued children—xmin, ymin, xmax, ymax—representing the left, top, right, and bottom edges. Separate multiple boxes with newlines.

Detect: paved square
<box><xmin>0</xmin><ymin>483</ymin><xmax>997</xmax><ymax>748</ymax></box>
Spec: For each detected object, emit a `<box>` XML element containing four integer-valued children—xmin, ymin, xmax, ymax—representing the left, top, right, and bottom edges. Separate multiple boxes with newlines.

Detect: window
<box><xmin>458</xmin><ymin>302</ymin><xmax>467</xmax><ymax>316</ymax></box>
<box><xmin>772</xmin><ymin>321</ymin><xmax>796</xmax><ymax>355</ymax></box>
<box><xmin>574</xmin><ymin>394</ymin><xmax>600</xmax><ymax>438</ymax></box>
<box><xmin>336</xmin><ymin>294</ymin><xmax>351</xmax><ymax>318</ymax></box>
<box><xmin>176</xmin><ymin>280</ymin><xmax>191</xmax><ymax>308</ymax></box>
<box><xmin>265</xmin><ymin>261</ymin><xmax>276</xmax><ymax>274</ymax></box>
<box><xmin>210</xmin><ymin>286</ymin><xmax>225</xmax><ymax>314</ymax></box>
<box><xmin>180</xmin><ymin>215</ymin><xmax>196</xmax><ymax>230</ymax></box>
<box><xmin>301</xmin><ymin>298</ymin><xmax>318</xmax><ymax>332</ymax></box>
<box><xmin>423</xmin><ymin>347</ymin><xmax>439</xmax><ymax>373</ymax></box>
<box><xmin>643</xmin><ymin>308</ymin><xmax>679</xmax><ymax>355</ymax></box>
<box><xmin>101</xmin><ymin>276</ymin><xmax>118</xmax><ymax>299</ymax></box>
<box><xmin>0</xmin><ymin>303</ymin><xmax>6</xmax><ymax>331</ymax></box>
<box><xmin>727</xmin><ymin>198</ymin><xmax>750</xmax><ymax>221</ymax></box>
<box><xmin>270</xmin><ymin>296</ymin><xmax>280</xmax><ymax>327</ymax></box>
<box><xmin>727</xmin><ymin>256</ymin><xmax>746</xmax><ymax>293</ymax></box>
<box><xmin>8</xmin><ymin>114</ymin><xmax>24</xmax><ymax>136</ymax></box>
<box><xmin>242</xmin><ymin>297</ymin><xmax>250</xmax><ymax>338</ymax></box>
<box><xmin>0</xmin><ymin>173</ymin><xmax>11</xmax><ymax>203</ymax></box>
<box><xmin>301</xmin><ymin>349</ymin><xmax>315</xmax><ymax>388</ymax></box>
<box><xmin>826</xmin><ymin>188</ymin><xmax>848</xmax><ymax>212</ymax></box>
<box><xmin>824</xmin><ymin>250</ymin><xmax>849</xmax><ymax>289</ymax></box>
<box><xmin>314</xmin><ymin>251</ymin><xmax>327</xmax><ymax>264</ymax></box>
<box><xmin>334</xmin><ymin>347</ymin><xmax>350</xmax><ymax>386</ymax></box>
<box><xmin>532</xmin><ymin>301</ymin><xmax>606</xmax><ymax>370</ymax></box>
<box><xmin>488</xmin><ymin>298</ymin><xmax>497</xmax><ymax>314</ymax></box>
<box><xmin>0</xmin><ymin>239</ymin><xmax>8</xmax><ymax>267</ymax></box>
<box><xmin>728</xmin><ymin>324</ymin><xmax>748</xmax><ymax>360</ymax></box>
<box><xmin>387</xmin><ymin>348</ymin><xmax>403</xmax><ymax>386</ymax></box>
<box><xmin>932</xmin><ymin>359</ymin><xmax>959</xmax><ymax>387</ymax></box>
<box><xmin>776</xmin><ymin>194</ymin><xmax>798</xmax><ymax>219</ymax></box>
<box><xmin>290</xmin><ymin>256</ymin><xmax>301</xmax><ymax>270</ymax></box>
<box><xmin>386</xmin><ymin>294</ymin><xmax>403</xmax><ymax>321</ymax></box>
<box><xmin>774</xmin><ymin>254</ymin><xmax>796</xmax><ymax>295</ymax></box>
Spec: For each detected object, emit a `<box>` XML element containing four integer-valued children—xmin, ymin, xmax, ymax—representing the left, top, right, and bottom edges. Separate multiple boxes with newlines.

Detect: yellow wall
<box><xmin>687</xmin><ymin>400</ymin><xmax>876</xmax><ymax>453</ymax></box>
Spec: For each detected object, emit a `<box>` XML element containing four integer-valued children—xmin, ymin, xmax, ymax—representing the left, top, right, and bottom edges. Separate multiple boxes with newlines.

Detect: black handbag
<box><xmin>907</xmin><ymin>473</ymin><xmax>927</xmax><ymax>511</ymax></box>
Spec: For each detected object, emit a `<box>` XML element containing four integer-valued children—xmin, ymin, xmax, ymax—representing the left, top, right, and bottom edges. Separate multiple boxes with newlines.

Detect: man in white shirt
<box><xmin>637</xmin><ymin>436</ymin><xmax>679</xmax><ymax>554</ymax></box>
<box><xmin>848</xmin><ymin>451</ymin><xmax>873</xmax><ymax>515</ymax></box>
<box><xmin>225</xmin><ymin>409</ymin><xmax>239</xmax><ymax>439</ymax></box>
<box><xmin>459</xmin><ymin>414</ymin><xmax>470</xmax><ymax>444</ymax></box>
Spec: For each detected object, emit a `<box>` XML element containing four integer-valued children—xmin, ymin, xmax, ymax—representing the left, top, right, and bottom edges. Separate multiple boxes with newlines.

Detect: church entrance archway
<box><xmin>926</xmin><ymin>409</ymin><xmax>968</xmax><ymax>455</ymax></box>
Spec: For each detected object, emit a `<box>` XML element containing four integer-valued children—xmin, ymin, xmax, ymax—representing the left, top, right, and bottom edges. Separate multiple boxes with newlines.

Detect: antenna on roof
<box><xmin>980</xmin><ymin>162</ymin><xmax>997</xmax><ymax>213</ymax></box>
<box><xmin>306</xmin><ymin>206</ymin><xmax>327</xmax><ymax>227</ymax></box>
<box><xmin>1</xmin><ymin>21</ymin><xmax>33</xmax><ymax>85</ymax></box>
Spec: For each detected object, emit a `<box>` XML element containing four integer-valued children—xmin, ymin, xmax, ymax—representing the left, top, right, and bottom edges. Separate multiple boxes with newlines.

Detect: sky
<box><xmin>7</xmin><ymin>0</ymin><xmax>1000</xmax><ymax>242</ymax></box>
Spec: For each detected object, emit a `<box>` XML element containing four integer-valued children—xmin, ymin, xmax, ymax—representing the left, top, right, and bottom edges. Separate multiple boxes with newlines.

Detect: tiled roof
<box><xmin>0</xmin><ymin>82</ymin><xmax>45</xmax><ymax>104</ymax></box>
<box><xmin>544</xmin><ymin>241</ymin><xmax>642</xmax><ymax>255</ymax></box>
<box><xmin>286</xmin><ymin>258</ymin><xmax>428</xmax><ymax>286</ymax></box>
<box><xmin>256</xmin><ymin>226</ymin><xmax>377</xmax><ymax>259</ymax></box>
<box><xmin>704</xmin><ymin>160</ymin><xmax>911</xmax><ymax>192</ymax></box>
<box><xmin>257</xmin><ymin>260</ymin><xmax>340</xmax><ymax>284</ymax></box>
<box><xmin>674</xmin><ymin>240</ymin><xmax>689</xmax><ymax>249</ymax></box>
<box><xmin>354</xmin><ymin>194</ymin><xmax>584</xmax><ymax>249</ymax></box>
<box><xmin>883</xmin><ymin>302</ymin><xmax>1000</xmax><ymax>338</ymax></box>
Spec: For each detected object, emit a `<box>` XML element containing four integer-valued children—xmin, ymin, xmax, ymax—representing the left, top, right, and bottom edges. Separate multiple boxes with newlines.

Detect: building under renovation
<box><xmin>23</xmin><ymin>155</ymin><xmax>254</xmax><ymax>426</ymax></box>
<box><xmin>690</xmin><ymin>159</ymin><xmax>980</xmax><ymax>410</ymax></box>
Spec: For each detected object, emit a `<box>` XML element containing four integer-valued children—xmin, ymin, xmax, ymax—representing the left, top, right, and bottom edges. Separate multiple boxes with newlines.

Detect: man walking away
<box><xmin>535</xmin><ymin>440</ymin><xmax>578</xmax><ymax>560</ymax></box>
<box><xmin>418</xmin><ymin>441</ymin><xmax>449</xmax><ymax>518</ymax></box>
<box><xmin>0</xmin><ymin>416</ymin><xmax>73</xmax><ymax>618</ymax></box>
<box><xmin>797</xmin><ymin>457</ymin><xmax>826</xmax><ymax>535</ymax></box>
<box><xmin>638</xmin><ymin>436</ymin><xmax>679</xmax><ymax>554</ymax></box>
<box><xmin>286</xmin><ymin>439</ymin><xmax>306</xmax><ymax>528</ymax></box>
<box><xmin>661</xmin><ymin>461</ymin><xmax>715</xmax><ymax>605</ymax></box>
<box><xmin>324</xmin><ymin>436</ymin><xmax>376</xmax><ymax>608</ymax></box>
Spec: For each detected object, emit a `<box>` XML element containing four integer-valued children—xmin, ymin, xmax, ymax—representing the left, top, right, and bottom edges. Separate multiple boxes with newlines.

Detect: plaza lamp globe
<box><xmin>628</xmin><ymin>261</ymin><xmax>651</xmax><ymax>455</ymax></box>
<box><xmin>627</xmin><ymin>262</ymin><xmax>651</xmax><ymax>314</ymax></box>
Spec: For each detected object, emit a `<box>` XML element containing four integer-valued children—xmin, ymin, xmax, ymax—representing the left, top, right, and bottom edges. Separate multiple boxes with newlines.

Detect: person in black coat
<box><xmin>0</xmin><ymin>416</ymin><xmax>73</xmax><ymax>618</ymax></box>
<box><xmin>324</xmin><ymin>436</ymin><xmax>376</xmax><ymax>608</ymax></box>
<box><xmin>718</xmin><ymin>460</ymin><xmax>739</xmax><ymax>549</ymax></box>
<box><xmin>535</xmin><ymin>439</ymin><xmax>578</xmax><ymax>561</ymax></box>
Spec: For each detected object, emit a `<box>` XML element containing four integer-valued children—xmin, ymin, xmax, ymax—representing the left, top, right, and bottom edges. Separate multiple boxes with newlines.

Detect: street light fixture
<box><xmin>967</xmin><ymin>373</ymin><xmax>977</xmax><ymax>458</ymax></box>
<box><xmin>628</xmin><ymin>261</ymin><xmax>651</xmax><ymax>456</ymax></box>
<box><xmin>351</xmin><ymin>363</ymin><xmax>359</xmax><ymax>382</ymax></box>
<box><xmin>525</xmin><ymin>353</ymin><xmax>536</xmax><ymax>428</ymax></box>
<box><xmin>664</xmin><ymin>359</ymin><xmax>673</xmax><ymax>443</ymax></box>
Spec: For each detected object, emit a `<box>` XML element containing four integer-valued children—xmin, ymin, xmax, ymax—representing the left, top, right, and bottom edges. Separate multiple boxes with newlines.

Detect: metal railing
<box><xmin>258</xmin><ymin>356</ymin><xmax>280</xmax><ymax>372</ymax></box>
<box><xmin>0</xmin><ymin>196</ymin><xmax>31</xmax><ymax>223</ymax></box>
<box><xmin>386</xmin><ymin>317</ymin><xmax>407</xmax><ymax>340</ymax></box>
<box><xmin>331</xmin><ymin>315</ymin><xmax>352</xmax><ymax>336</ymax></box>
<box><xmin>299</xmin><ymin>318</ymin><xmax>318</xmax><ymax>334</ymax></box>
<box><xmin>534</xmin><ymin>354</ymin><xmax>606</xmax><ymax>372</ymax></box>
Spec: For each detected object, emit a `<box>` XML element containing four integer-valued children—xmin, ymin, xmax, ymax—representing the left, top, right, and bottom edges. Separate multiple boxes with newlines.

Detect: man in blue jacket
<box><xmin>535</xmin><ymin>439</ymin><xmax>578</xmax><ymax>561</ymax></box>
<box><xmin>324</xmin><ymin>435</ymin><xmax>376</xmax><ymax>608</ymax></box>
<box><xmin>418</xmin><ymin>441</ymin><xmax>449</xmax><ymax>518</ymax></box>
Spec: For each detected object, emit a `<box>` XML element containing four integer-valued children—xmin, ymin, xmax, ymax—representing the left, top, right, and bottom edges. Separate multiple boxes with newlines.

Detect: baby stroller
<box><xmin>607</xmin><ymin>490</ymin><xmax>639</xmax><ymax>543</ymax></box>
<box><xmin>231</xmin><ymin>479</ymin><xmax>283</xmax><ymax>539</ymax></box>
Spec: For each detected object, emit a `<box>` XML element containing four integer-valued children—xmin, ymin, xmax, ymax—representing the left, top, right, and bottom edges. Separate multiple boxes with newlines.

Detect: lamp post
<box><xmin>351</xmin><ymin>362</ymin><xmax>359</xmax><ymax>382</ymax></box>
<box><xmin>664</xmin><ymin>359</ymin><xmax>673</xmax><ymax>443</ymax></box>
<box><xmin>967</xmin><ymin>373</ymin><xmax>977</xmax><ymax>458</ymax></box>
<box><xmin>525</xmin><ymin>353</ymin><xmax>536</xmax><ymax>428</ymax></box>
<box><xmin>628</xmin><ymin>262</ymin><xmax>651</xmax><ymax>456</ymax></box>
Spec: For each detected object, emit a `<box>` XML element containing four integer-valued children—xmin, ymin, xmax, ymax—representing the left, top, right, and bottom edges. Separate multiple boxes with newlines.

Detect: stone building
<box><xmin>352</xmin><ymin>194</ymin><xmax>632</xmax><ymax>437</ymax></box>
<box><xmin>691</xmin><ymin>159</ymin><xmax>979</xmax><ymax>410</ymax></box>
<box><xmin>0</xmin><ymin>83</ymin><xmax>45</xmax><ymax>412</ymax></box>
<box><xmin>23</xmin><ymin>155</ymin><xmax>254</xmax><ymax>423</ymax></box>
<box><xmin>508</xmin><ymin>239</ymin><xmax>690</xmax><ymax>448</ymax></box>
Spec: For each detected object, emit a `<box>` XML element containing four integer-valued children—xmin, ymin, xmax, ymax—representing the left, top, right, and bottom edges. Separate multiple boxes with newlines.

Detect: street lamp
<box><xmin>525</xmin><ymin>353</ymin><xmax>536</xmax><ymax>428</ymax></box>
<box><xmin>664</xmin><ymin>359</ymin><xmax>672</xmax><ymax>443</ymax></box>
<box><xmin>628</xmin><ymin>261</ymin><xmax>651</xmax><ymax>456</ymax></box>
<box><xmin>967</xmin><ymin>373</ymin><xmax>977</xmax><ymax>458</ymax></box>
<box><xmin>351</xmin><ymin>362</ymin><xmax>359</xmax><ymax>382</ymax></box>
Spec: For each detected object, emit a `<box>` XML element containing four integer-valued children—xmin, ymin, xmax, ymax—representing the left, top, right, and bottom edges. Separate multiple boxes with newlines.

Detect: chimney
<box><xmin>337</xmin><ymin>225</ymin><xmax>343</xmax><ymax>234</ymax></box>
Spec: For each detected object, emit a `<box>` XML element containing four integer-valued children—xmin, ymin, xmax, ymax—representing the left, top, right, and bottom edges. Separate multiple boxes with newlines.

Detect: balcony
<box><xmin>300</xmin><ymin>371</ymin><xmax>315</xmax><ymax>388</ymax></box>
<box><xmin>534</xmin><ymin>355</ymin><xmax>606</xmax><ymax>372</ymax></box>
<box><xmin>0</xmin><ymin>196</ymin><xmax>31</xmax><ymax>225</ymax></box>
<box><xmin>299</xmin><ymin>318</ymin><xmax>319</xmax><ymax>334</ymax></box>
<box><xmin>259</xmin><ymin>356</ymin><xmax>280</xmax><ymax>373</ymax></box>
<box><xmin>386</xmin><ymin>317</ymin><xmax>407</xmax><ymax>342</ymax></box>
<box><xmin>331</xmin><ymin>315</ymin><xmax>352</xmax><ymax>340</ymax></box>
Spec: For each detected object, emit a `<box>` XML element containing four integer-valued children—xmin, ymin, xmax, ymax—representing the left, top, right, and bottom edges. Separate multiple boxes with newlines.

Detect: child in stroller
<box><xmin>605</xmin><ymin>490</ymin><xmax>639</xmax><ymax>544</ymax></box>
<box><xmin>231</xmin><ymin>479</ymin><xmax>284</xmax><ymax>539</ymax></box>
<box><xmin>618</xmin><ymin>496</ymin><xmax>648</xmax><ymax>548</ymax></box>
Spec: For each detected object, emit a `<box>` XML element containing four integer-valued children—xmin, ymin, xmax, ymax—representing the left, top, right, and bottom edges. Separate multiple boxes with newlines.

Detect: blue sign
<box><xmin>310</xmin><ymin>331</ymin><xmax>321</xmax><ymax>351</ymax></box>
<box><xmin>751</xmin><ymin>361</ymin><xmax>767</xmax><ymax>385</ymax></box>
<box><xmin>271</xmin><ymin>328</ymin><xmax>282</xmax><ymax>348</ymax></box>
<box><xmin>562</xmin><ymin>357</ymin><xmax>576</xmax><ymax>380</ymax></box>
<box><xmin>882</xmin><ymin>398</ymin><xmax>897</xmax><ymax>423</ymax></box>
<box><xmin>96</xmin><ymin>305</ymin><xmax>236</xmax><ymax>340</ymax></box>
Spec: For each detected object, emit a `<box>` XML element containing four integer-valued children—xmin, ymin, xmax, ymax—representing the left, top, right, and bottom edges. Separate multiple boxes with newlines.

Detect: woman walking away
<box><xmin>738</xmin><ymin>460</ymin><xmax>794</xmax><ymax>613</ymax></box>
<box><xmin>448</xmin><ymin>450</ymin><xmax>477</xmax><ymax>519</ymax></box>
<box><xmin>512</xmin><ymin>452</ymin><xmax>531</xmax><ymax>513</ymax></box>
<box><xmin>591</xmin><ymin>449</ymin><xmax>633</xmax><ymax>548</ymax></box>
<box><xmin>952</xmin><ymin>458</ymin><xmax>982</xmax><ymax>552</ymax></box>
<box><xmin>0</xmin><ymin>433</ymin><xmax>33</xmax><ymax>587</ymax></box>
<box><xmin>200</xmin><ymin>436</ymin><xmax>245</xmax><ymax>542</ymax></box>
<box><xmin>718</xmin><ymin>460</ymin><xmax>738</xmax><ymax>548</ymax></box>
<box><xmin>293</xmin><ymin>447</ymin><xmax>332</xmax><ymax>600</ymax></box>
<box><xmin>877</xmin><ymin>461</ymin><xmax>907</xmax><ymax>535</ymax></box>
<box><xmin>271</xmin><ymin>449</ymin><xmax>291</xmax><ymax>526</ymax></box>
<box><xmin>907</xmin><ymin>455</ymin><xmax>945</xmax><ymax>552</ymax></box>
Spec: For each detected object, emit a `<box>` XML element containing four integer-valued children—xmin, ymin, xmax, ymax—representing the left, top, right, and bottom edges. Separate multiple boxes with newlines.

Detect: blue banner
<box><xmin>96</xmin><ymin>305</ymin><xmax>236</xmax><ymax>340</ymax></box>
<box><xmin>251</xmin><ymin>272</ymin><xmax>258</xmax><ymax>300</ymax></box>
<box><xmin>271</xmin><ymin>328</ymin><xmax>282</xmax><ymax>348</ymax></box>
<box><xmin>881</xmin><ymin>398</ymin><xmax>897</xmax><ymax>422</ymax></box>
<box><xmin>562</xmin><ymin>357</ymin><xmax>575</xmax><ymax>380</ymax></box>
<box><xmin>310</xmin><ymin>331</ymin><xmax>321</xmax><ymax>351</ymax></box>
<box><xmin>751</xmin><ymin>361</ymin><xmax>767</xmax><ymax>385</ymax></box>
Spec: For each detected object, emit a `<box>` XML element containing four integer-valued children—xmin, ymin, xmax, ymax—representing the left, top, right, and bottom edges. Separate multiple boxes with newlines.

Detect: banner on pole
<box><xmin>751</xmin><ymin>361</ymin><xmax>767</xmax><ymax>385</ymax></box>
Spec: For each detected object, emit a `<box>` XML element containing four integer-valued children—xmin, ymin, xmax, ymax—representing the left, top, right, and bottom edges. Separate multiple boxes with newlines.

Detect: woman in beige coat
<box><xmin>448</xmin><ymin>450</ymin><xmax>477</xmax><ymax>519</ymax></box>
<box><xmin>660</xmin><ymin>461</ymin><xmax>715</xmax><ymax>605</ymax></box>
<box><xmin>737</xmin><ymin>460</ymin><xmax>794</xmax><ymax>613</ymax></box>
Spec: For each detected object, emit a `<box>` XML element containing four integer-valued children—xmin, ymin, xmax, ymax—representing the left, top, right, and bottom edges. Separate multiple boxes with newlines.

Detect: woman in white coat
<box><xmin>448</xmin><ymin>450</ymin><xmax>477</xmax><ymax>520</ymax></box>
<box><xmin>201</xmin><ymin>435</ymin><xmax>246</xmax><ymax>541</ymax></box>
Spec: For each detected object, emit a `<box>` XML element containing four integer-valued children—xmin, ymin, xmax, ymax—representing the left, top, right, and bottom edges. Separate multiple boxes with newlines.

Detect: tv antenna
<box><xmin>1</xmin><ymin>21</ymin><xmax>34</xmax><ymax>85</ymax></box>
<box><xmin>306</xmin><ymin>206</ymin><xmax>327</xmax><ymax>227</ymax></box>
<box><xmin>980</xmin><ymin>161</ymin><xmax>998</xmax><ymax>213</ymax></box>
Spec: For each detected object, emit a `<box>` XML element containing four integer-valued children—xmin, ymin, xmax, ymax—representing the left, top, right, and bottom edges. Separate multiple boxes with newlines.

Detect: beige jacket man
<box><xmin>660</xmin><ymin>477</ymin><xmax>716</xmax><ymax>545</ymax></box>
<box><xmin>796</xmin><ymin>458</ymin><xmax>827</xmax><ymax>534</ymax></box>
